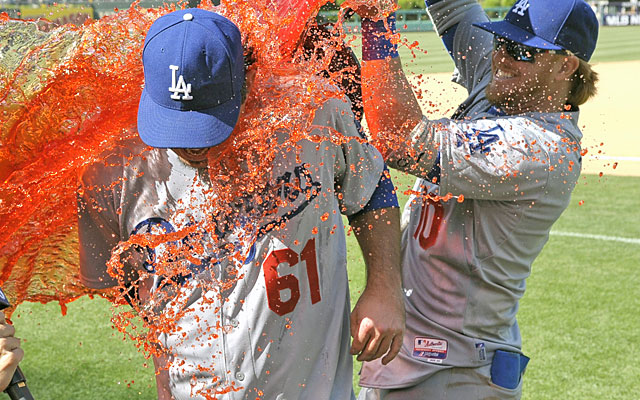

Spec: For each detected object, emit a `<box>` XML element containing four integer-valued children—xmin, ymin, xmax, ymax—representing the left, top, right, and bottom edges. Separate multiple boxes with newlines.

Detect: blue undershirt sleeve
<box><xmin>348</xmin><ymin>165</ymin><xmax>399</xmax><ymax>222</ymax></box>
<box><xmin>441</xmin><ymin>25</ymin><xmax>458</xmax><ymax>58</ymax></box>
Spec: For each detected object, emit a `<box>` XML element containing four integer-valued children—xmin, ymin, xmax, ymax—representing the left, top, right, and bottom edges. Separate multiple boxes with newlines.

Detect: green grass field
<box><xmin>9</xmin><ymin>23</ymin><xmax>640</xmax><ymax>400</ymax></box>
<box><xmin>517</xmin><ymin>175</ymin><xmax>640</xmax><ymax>399</ymax></box>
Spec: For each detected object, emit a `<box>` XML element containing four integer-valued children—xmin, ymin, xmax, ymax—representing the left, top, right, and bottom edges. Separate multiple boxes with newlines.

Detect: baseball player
<box><xmin>77</xmin><ymin>9</ymin><xmax>405</xmax><ymax>400</ymax></box>
<box><xmin>353</xmin><ymin>0</ymin><xmax>600</xmax><ymax>399</ymax></box>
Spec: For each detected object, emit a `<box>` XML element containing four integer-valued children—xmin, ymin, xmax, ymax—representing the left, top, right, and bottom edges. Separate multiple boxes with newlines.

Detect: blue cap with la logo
<box><xmin>137</xmin><ymin>8</ymin><xmax>244</xmax><ymax>148</ymax></box>
<box><xmin>474</xmin><ymin>0</ymin><xmax>599</xmax><ymax>61</ymax></box>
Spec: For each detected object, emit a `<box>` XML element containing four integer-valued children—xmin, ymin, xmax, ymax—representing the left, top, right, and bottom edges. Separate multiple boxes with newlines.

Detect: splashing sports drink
<box><xmin>0</xmin><ymin>0</ymin><xmax>349</xmax><ymax>307</ymax></box>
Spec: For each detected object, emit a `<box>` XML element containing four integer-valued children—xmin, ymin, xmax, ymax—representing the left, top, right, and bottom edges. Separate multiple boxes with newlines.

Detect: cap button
<box><xmin>183</xmin><ymin>13</ymin><xmax>193</xmax><ymax>21</ymax></box>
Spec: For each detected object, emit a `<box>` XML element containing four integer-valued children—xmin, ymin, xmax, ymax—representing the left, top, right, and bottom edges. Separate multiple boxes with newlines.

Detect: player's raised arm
<box><xmin>354</xmin><ymin>3</ymin><xmax>422</xmax><ymax>154</ymax></box>
<box><xmin>355</xmin><ymin>0</ymin><xmax>493</xmax><ymax>174</ymax></box>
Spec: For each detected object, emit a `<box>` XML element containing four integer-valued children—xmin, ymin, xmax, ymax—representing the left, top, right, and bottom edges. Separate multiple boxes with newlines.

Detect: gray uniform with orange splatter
<box><xmin>359</xmin><ymin>0</ymin><xmax>583</xmax><ymax>396</ymax></box>
<box><xmin>78</xmin><ymin>96</ymin><xmax>386</xmax><ymax>400</ymax></box>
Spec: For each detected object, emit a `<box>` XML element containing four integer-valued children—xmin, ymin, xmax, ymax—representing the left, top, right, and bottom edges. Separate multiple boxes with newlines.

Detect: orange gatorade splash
<box><xmin>1</xmin><ymin>0</ymin><xmax>375</xmax><ymax>396</ymax></box>
<box><xmin>1</xmin><ymin>4</ymin><xmax>159</xmax><ymax>309</ymax></box>
<box><xmin>0</xmin><ymin>0</ymin><xmax>343</xmax><ymax>309</ymax></box>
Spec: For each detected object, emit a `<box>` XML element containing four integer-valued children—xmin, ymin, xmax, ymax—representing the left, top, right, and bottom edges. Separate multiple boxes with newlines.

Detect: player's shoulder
<box><xmin>490</xmin><ymin>111</ymin><xmax>582</xmax><ymax>144</ymax></box>
<box><xmin>260</xmin><ymin>69</ymin><xmax>353</xmax><ymax>130</ymax></box>
<box><xmin>312</xmin><ymin>95</ymin><xmax>354</xmax><ymax>125</ymax></box>
<box><xmin>461</xmin><ymin>112</ymin><xmax>561</xmax><ymax>135</ymax></box>
<box><xmin>79</xmin><ymin>136</ymin><xmax>148</xmax><ymax>187</ymax></box>
<box><xmin>457</xmin><ymin>111</ymin><xmax>582</xmax><ymax>163</ymax></box>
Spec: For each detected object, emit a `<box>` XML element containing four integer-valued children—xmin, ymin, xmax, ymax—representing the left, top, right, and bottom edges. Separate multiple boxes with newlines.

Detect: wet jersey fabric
<box><xmin>78</xmin><ymin>95</ymin><xmax>385</xmax><ymax>399</ymax></box>
<box><xmin>360</xmin><ymin>2</ymin><xmax>582</xmax><ymax>389</ymax></box>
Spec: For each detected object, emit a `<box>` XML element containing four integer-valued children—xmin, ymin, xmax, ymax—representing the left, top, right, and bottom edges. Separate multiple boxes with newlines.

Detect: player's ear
<box><xmin>246</xmin><ymin>67</ymin><xmax>258</xmax><ymax>95</ymax></box>
<box><xmin>241</xmin><ymin>45</ymin><xmax>257</xmax><ymax>105</ymax></box>
<box><xmin>556</xmin><ymin>53</ymin><xmax>580</xmax><ymax>81</ymax></box>
<box><xmin>240</xmin><ymin>66</ymin><xmax>257</xmax><ymax>108</ymax></box>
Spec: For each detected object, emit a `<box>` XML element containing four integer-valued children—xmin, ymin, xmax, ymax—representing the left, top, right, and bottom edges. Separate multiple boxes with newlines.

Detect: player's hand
<box><xmin>0</xmin><ymin>312</ymin><xmax>23</xmax><ymax>392</ymax></box>
<box><xmin>345</xmin><ymin>0</ymin><xmax>397</xmax><ymax>20</ymax></box>
<box><xmin>350</xmin><ymin>283</ymin><xmax>405</xmax><ymax>365</ymax></box>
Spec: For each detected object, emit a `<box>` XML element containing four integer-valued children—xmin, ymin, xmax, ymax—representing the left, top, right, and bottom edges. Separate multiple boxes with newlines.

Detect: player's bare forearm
<box><xmin>348</xmin><ymin>206</ymin><xmax>405</xmax><ymax>364</ymax></box>
<box><xmin>349</xmin><ymin>206</ymin><xmax>402</xmax><ymax>289</ymax></box>
<box><xmin>153</xmin><ymin>352</ymin><xmax>173</xmax><ymax>400</ymax></box>
<box><xmin>362</xmin><ymin>57</ymin><xmax>423</xmax><ymax>156</ymax></box>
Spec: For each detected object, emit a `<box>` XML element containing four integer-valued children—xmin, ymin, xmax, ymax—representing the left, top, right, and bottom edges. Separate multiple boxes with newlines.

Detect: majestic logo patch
<box><xmin>476</xmin><ymin>342</ymin><xmax>487</xmax><ymax>361</ymax></box>
<box><xmin>413</xmin><ymin>337</ymin><xmax>448</xmax><ymax>363</ymax></box>
<box><xmin>168</xmin><ymin>65</ymin><xmax>193</xmax><ymax>100</ymax></box>
<box><xmin>512</xmin><ymin>0</ymin><xmax>530</xmax><ymax>16</ymax></box>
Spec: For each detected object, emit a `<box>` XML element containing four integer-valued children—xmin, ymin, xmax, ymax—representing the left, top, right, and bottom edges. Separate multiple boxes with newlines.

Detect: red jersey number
<box><xmin>413</xmin><ymin>199</ymin><xmax>444</xmax><ymax>250</ymax></box>
<box><xmin>263</xmin><ymin>238</ymin><xmax>321</xmax><ymax>316</ymax></box>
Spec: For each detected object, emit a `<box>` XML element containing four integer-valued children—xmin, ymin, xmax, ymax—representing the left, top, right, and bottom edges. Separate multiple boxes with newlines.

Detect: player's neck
<box><xmin>499</xmin><ymin>95</ymin><xmax>569</xmax><ymax>115</ymax></box>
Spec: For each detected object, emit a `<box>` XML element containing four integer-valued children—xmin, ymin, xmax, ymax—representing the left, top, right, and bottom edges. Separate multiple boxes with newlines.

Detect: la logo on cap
<box><xmin>512</xmin><ymin>0</ymin><xmax>530</xmax><ymax>16</ymax></box>
<box><xmin>169</xmin><ymin>65</ymin><xmax>193</xmax><ymax>100</ymax></box>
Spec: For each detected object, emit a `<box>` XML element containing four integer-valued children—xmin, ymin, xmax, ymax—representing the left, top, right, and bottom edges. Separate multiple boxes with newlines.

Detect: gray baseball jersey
<box><xmin>360</xmin><ymin>1</ymin><xmax>583</xmax><ymax>389</ymax></box>
<box><xmin>78</xmin><ymin>94</ymin><xmax>385</xmax><ymax>399</ymax></box>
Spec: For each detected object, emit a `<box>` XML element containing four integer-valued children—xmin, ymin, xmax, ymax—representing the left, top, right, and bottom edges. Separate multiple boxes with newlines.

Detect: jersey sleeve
<box><xmin>388</xmin><ymin>115</ymin><xmax>554</xmax><ymax>201</ymax></box>
<box><xmin>311</xmin><ymin>97</ymin><xmax>386</xmax><ymax>216</ymax></box>
<box><xmin>427</xmin><ymin>0</ymin><xmax>493</xmax><ymax>93</ymax></box>
<box><xmin>77</xmin><ymin>154</ymin><xmax>124</xmax><ymax>289</ymax></box>
<box><xmin>357</xmin><ymin>165</ymin><xmax>399</xmax><ymax>212</ymax></box>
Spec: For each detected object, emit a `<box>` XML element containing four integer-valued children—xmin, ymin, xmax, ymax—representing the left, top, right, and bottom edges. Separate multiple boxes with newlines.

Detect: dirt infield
<box><xmin>409</xmin><ymin>60</ymin><xmax>640</xmax><ymax>177</ymax></box>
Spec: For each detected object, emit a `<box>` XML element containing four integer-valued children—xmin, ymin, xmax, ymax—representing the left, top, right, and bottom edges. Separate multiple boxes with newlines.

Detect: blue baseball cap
<box><xmin>137</xmin><ymin>9</ymin><xmax>244</xmax><ymax>148</ymax></box>
<box><xmin>474</xmin><ymin>0</ymin><xmax>599</xmax><ymax>61</ymax></box>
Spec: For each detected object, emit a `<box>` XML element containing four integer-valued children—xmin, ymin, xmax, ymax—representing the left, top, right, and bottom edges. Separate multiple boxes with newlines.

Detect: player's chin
<box><xmin>485</xmin><ymin>83</ymin><xmax>521</xmax><ymax>111</ymax></box>
<box><xmin>184</xmin><ymin>159</ymin><xmax>209</xmax><ymax>168</ymax></box>
<box><xmin>485</xmin><ymin>84</ymin><xmax>507</xmax><ymax>109</ymax></box>
<box><xmin>173</xmin><ymin>148</ymin><xmax>211</xmax><ymax>167</ymax></box>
